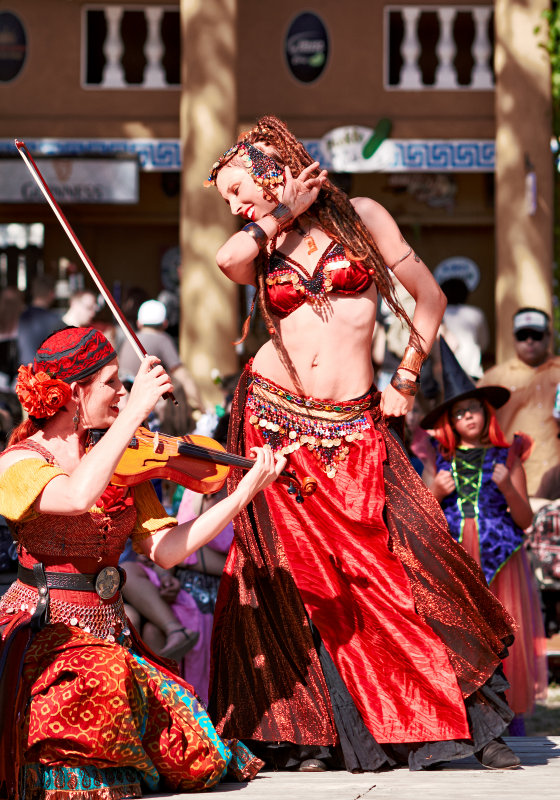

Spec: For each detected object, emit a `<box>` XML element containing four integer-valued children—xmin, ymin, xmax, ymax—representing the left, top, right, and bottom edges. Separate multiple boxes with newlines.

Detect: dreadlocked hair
<box><xmin>242</xmin><ymin>115</ymin><xmax>423</xmax><ymax>352</ymax></box>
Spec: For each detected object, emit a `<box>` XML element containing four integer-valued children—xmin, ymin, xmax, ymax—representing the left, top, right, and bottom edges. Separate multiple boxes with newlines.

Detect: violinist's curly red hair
<box><xmin>432</xmin><ymin>397</ymin><xmax>510</xmax><ymax>459</ymax></box>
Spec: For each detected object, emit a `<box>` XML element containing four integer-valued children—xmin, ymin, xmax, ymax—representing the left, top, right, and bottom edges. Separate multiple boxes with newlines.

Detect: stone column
<box><xmin>179</xmin><ymin>0</ymin><xmax>238</xmax><ymax>408</ymax></box>
<box><xmin>494</xmin><ymin>0</ymin><xmax>553</xmax><ymax>362</ymax></box>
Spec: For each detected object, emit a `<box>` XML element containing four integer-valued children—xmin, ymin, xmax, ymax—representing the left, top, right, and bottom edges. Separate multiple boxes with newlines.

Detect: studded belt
<box><xmin>18</xmin><ymin>563</ymin><xmax>125</xmax><ymax>598</ymax></box>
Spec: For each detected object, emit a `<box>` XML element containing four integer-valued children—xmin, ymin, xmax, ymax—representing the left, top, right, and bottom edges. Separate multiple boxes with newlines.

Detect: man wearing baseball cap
<box><xmin>117</xmin><ymin>299</ymin><xmax>204</xmax><ymax>419</ymax></box>
<box><xmin>478</xmin><ymin>307</ymin><xmax>560</xmax><ymax>495</ymax></box>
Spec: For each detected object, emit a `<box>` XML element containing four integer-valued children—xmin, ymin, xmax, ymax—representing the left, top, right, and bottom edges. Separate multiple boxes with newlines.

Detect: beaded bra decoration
<box><xmin>248</xmin><ymin>372</ymin><xmax>372</xmax><ymax>478</ymax></box>
<box><xmin>206</xmin><ymin>140</ymin><xmax>285</xmax><ymax>191</ymax></box>
<box><xmin>267</xmin><ymin>241</ymin><xmax>352</xmax><ymax>310</ymax></box>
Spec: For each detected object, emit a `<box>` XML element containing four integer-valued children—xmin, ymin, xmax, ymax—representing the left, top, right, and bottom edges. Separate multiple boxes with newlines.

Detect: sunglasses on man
<box><xmin>514</xmin><ymin>328</ymin><xmax>546</xmax><ymax>342</ymax></box>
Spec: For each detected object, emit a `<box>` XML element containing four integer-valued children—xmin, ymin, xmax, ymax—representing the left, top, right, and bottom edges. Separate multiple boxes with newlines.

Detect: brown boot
<box><xmin>474</xmin><ymin>737</ymin><xmax>521</xmax><ymax>770</ymax></box>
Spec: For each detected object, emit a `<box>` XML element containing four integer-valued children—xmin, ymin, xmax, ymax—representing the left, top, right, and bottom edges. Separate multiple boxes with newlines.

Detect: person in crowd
<box><xmin>173</xmin><ymin>488</ymin><xmax>233</xmax><ymax>706</ymax></box>
<box><xmin>17</xmin><ymin>274</ymin><xmax>62</xmax><ymax>367</ymax></box>
<box><xmin>529</xmin><ymin>499</ymin><xmax>560</xmax><ymax>637</ymax></box>
<box><xmin>204</xmin><ymin>114</ymin><xmax>520</xmax><ymax>773</ymax></box>
<box><xmin>423</xmin><ymin>337</ymin><xmax>548</xmax><ymax>737</ymax></box>
<box><xmin>121</xmin><ymin>552</ymin><xmax>200</xmax><ymax>662</ymax></box>
<box><xmin>0</xmin><ymin>326</ymin><xmax>285</xmax><ymax>798</ymax></box>
<box><xmin>404</xmin><ymin>392</ymin><xmax>436</xmax><ymax>484</ymax></box>
<box><xmin>439</xmin><ymin>277</ymin><xmax>489</xmax><ymax>381</ymax></box>
<box><xmin>478</xmin><ymin>307</ymin><xmax>560</xmax><ymax>495</ymax></box>
<box><xmin>61</xmin><ymin>288</ymin><xmax>98</xmax><ymax>328</ymax></box>
<box><xmin>0</xmin><ymin>286</ymin><xmax>25</xmax><ymax>385</ymax></box>
<box><xmin>117</xmin><ymin>298</ymin><xmax>205</xmax><ymax>417</ymax></box>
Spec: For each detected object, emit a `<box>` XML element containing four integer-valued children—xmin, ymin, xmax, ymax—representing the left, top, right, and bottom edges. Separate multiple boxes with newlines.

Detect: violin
<box><xmin>92</xmin><ymin>427</ymin><xmax>317</xmax><ymax>502</ymax></box>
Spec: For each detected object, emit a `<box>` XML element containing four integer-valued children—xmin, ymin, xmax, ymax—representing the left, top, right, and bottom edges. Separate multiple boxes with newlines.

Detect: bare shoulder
<box><xmin>0</xmin><ymin>449</ymin><xmax>47</xmax><ymax>478</ymax></box>
<box><xmin>350</xmin><ymin>197</ymin><xmax>399</xmax><ymax>236</ymax></box>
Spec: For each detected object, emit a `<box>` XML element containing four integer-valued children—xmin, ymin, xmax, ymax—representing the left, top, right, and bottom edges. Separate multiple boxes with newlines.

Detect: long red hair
<box><xmin>432</xmin><ymin>397</ymin><xmax>510</xmax><ymax>459</ymax></box>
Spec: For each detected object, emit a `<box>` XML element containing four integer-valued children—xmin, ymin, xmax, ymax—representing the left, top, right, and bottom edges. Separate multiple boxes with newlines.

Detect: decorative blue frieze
<box><xmin>0</xmin><ymin>138</ymin><xmax>496</xmax><ymax>173</ymax></box>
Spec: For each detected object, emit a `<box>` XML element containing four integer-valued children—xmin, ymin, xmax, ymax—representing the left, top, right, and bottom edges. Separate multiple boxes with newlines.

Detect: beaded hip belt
<box><xmin>0</xmin><ymin>581</ymin><xmax>131</xmax><ymax>643</ymax></box>
<box><xmin>247</xmin><ymin>373</ymin><xmax>373</xmax><ymax>478</ymax></box>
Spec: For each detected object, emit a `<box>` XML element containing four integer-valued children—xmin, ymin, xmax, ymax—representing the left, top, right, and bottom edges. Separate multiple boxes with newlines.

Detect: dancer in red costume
<box><xmin>205</xmin><ymin>115</ymin><xmax>520</xmax><ymax>772</ymax></box>
<box><xmin>0</xmin><ymin>327</ymin><xmax>285</xmax><ymax>799</ymax></box>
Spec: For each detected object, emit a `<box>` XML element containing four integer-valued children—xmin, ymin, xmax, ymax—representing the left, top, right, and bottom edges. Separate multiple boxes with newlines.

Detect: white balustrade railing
<box><xmin>83</xmin><ymin>5</ymin><xmax>180</xmax><ymax>89</ymax></box>
<box><xmin>385</xmin><ymin>5</ymin><xmax>494</xmax><ymax>90</ymax></box>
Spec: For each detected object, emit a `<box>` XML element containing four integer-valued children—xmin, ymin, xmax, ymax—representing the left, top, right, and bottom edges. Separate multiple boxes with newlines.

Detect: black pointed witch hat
<box><xmin>420</xmin><ymin>336</ymin><xmax>510</xmax><ymax>430</ymax></box>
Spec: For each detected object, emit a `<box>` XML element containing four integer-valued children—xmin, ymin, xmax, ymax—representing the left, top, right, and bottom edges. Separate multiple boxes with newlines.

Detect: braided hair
<box><xmin>241</xmin><ymin>115</ymin><xmax>421</xmax><ymax>350</ymax></box>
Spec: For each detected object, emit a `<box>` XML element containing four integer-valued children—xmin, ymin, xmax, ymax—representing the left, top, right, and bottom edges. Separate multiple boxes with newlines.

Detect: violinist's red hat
<box><xmin>34</xmin><ymin>327</ymin><xmax>116</xmax><ymax>383</ymax></box>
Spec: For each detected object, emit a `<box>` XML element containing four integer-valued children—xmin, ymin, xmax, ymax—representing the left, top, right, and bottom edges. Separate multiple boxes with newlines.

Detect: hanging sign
<box><xmin>0</xmin><ymin>11</ymin><xmax>27</xmax><ymax>82</ymax></box>
<box><xmin>285</xmin><ymin>12</ymin><xmax>329</xmax><ymax>83</ymax></box>
<box><xmin>321</xmin><ymin>121</ymin><xmax>393</xmax><ymax>172</ymax></box>
<box><xmin>0</xmin><ymin>158</ymin><xmax>139</xmax><ymax>203</ymax></box>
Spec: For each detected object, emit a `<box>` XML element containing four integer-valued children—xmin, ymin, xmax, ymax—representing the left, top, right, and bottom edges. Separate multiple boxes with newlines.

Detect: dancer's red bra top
<box><xmin>265</xmin><ymin>240</ymin><xmax>375</xmax><ymax>318</ymax></box>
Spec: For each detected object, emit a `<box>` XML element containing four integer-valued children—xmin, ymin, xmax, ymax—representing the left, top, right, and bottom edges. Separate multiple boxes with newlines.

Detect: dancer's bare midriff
<box><xmin>252</xmin><ymin>283</ymin><xmax>378</xmax><ymax>400</ymax></box>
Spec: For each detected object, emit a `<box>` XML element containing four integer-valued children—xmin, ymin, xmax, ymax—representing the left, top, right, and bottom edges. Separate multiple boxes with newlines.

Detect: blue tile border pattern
<box><xmin>0</xmin><ymin>138</ymin><xmax>495</xmax><ymax>173</ymax></box>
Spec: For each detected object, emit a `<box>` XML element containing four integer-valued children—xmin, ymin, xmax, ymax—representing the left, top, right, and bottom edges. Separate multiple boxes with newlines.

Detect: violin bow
<box><xmin>14</xmin><ymin>139</ymin><xmax>177</xmax><ymax>404</ymax></box>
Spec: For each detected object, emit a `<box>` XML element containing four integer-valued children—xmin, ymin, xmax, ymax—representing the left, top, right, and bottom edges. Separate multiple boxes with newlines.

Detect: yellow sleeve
<box><xmin>130</xmin><ymin>480</ymin><xmax>177</xmax><ymax>550</ymax></box>
<box><xmin>0</xmin><ymin>459</ymin><xmax>65</xmax><ymax>522</ymax></box>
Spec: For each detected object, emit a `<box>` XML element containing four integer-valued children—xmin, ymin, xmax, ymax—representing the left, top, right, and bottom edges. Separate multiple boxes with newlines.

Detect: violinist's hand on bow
<box><xmin>237</xmin><ymin>445</ymin><xmax>287</xmax><ymax>503</ymax></box>
<box><xmin>279</xmin><ymin>162</ymin><xmax>328</xmax><ymax>219</ymax></box>
<box><xmin>126</xmin><ymin>356</ymin><xmax>174</xmax><ymax>424</ymax></box>
<box><xmin>379</xmin><ymin>381</ymin><xmax>415</xmax><ymax>419</ymax></box>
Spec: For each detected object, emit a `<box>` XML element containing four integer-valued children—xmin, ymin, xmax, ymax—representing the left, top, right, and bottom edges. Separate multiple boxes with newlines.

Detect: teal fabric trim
<box><xmin>23</xmin><ymin>763</ymin><xmax>145</xmax><ymax>794</ymax></box>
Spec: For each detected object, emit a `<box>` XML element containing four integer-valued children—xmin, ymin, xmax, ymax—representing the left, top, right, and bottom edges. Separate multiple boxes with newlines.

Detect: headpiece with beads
<box><xmin>206</xmin><ymin>140</ymin><xmax>285</xmax><ymax>191</ymax></box>
<box><xmin>15</xmin><ymin>327</ymin><xmax>116</xmax><ymax>419</ymax></box>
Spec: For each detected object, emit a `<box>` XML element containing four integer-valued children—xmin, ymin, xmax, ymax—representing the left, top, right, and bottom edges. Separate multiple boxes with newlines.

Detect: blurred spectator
<box><xmin>117</xmin><ymin>299</ymin><xmax>204</xmax><ymax>417</ymax></box>
<box><xmin>374</xmin><ymin>280</ymin><xmax>439</xmax><ymax>400</ymax></box>
<box><xmin>0</xmin><ymin>388</ymin><xmax>22</xmax><ymax>452</ymax></box>
<box><xmin>405</xmin><ymin>393</ymin><xmax>436</xmax><ymax>485</ymax></box>
<box><xmin>17</xmin><ymin>274</ymin><xmax>62</xmax><ymax>365</ymax></box>
<box><xmin>0</xmin><ymin>389</ymin><xmax>22</xmax><ymax>597</ymax></box>
<box><xmin>173</xmin><ymin>487</ymin><xmax>234</xmax><ymax>705</ymax></box>
<box><xmin>120</xmin><ymin>556</ymin><xmax>199</xmax><ymax>661</ymax></box>
<box><xmin>0</xmin><ymin>287</ymin><xmax>24</xmax><ymax>384</ymax></box>
<box><xmin>61</xmin><ymin>289</ymin><xmax>98</xmax><ymax>328</ymax></box>
<box><xmin>478</xmin><ymin>307</ymin><xmax>560</xmax><ymax>495</ymax></box>
<box><xmin>535</xmin><ymin>464</ymin><xmax>560</xmax><ymax>502</ymax></box>
<box><xmin>439</xmin><ymin>278</ymin><xmax>489</xmax><ymax>380</ymax></box>
<box><xmin>529</xmin><ymin>501</ymin><xmax>560</xmax><ymax>636</ymax></box>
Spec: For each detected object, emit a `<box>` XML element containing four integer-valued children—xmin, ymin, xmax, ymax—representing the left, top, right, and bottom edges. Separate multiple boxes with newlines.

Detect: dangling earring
<box><xmin>73</xmin><ymin>406</ymin><xmax>80</xmax><ymax>431</ymax></box>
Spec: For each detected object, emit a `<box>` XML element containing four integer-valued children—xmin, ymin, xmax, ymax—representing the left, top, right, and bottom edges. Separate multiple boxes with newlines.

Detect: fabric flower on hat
<box><xmin>15</xmin><ymin>365</ymin><xmax>72</xmax><ymax>419</ymax></box>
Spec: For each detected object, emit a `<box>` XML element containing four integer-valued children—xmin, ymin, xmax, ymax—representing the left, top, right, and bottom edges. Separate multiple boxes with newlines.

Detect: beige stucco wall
<box><xmin>494</xmin><ymin>0</ymin><xmax>553</xmax><ymax>362</ymax></box>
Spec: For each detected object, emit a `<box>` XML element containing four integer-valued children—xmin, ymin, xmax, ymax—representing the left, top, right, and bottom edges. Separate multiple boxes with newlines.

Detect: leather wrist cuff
<box><xmin>390</xmin><ymin>371</ymin><xmax>419</xmax><ymax>397</ymax></box>
<box><xmin>242</xmin><ymin>221</ymin><xmax>268</xmax><ymax>249</ymax></box>
<box><xmin>398</xmin><ymin>344</ymin><xmax>427</xmax><ymax>377</ymax></box>
<box><xmin>268</xmin><ymin>202</ymin><xmax>294</xmax><ymax>232</ymax></box>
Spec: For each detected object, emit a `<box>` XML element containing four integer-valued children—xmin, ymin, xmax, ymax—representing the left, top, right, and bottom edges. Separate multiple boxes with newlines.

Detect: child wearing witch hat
<box><xmin>421</xmin><ymin>337</ymin><xmax>548</xmax><ymax>735</ymax></box>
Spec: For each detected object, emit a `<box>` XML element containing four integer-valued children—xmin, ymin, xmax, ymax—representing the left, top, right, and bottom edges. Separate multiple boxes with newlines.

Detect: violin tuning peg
<box><xmin>287</xmin><ymin>483</ymin><xmax>297</xmax><ymax>495</ymax></box>
<box><xmin>296</xmin><ymin>491</ymin><xmax>304</xmax><ymax>504</ymax></box>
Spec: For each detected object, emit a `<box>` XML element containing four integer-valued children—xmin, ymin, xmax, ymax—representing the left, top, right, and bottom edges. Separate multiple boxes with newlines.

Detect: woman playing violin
<box><xmin>205</xmin><ymin>115</ymin><xmax>520</xmax><ymax>772</ymax></box>
<box><xmin>0</xmin><ymin>326</ymin><xmax>285</xmax><ymax>799</ymax></box>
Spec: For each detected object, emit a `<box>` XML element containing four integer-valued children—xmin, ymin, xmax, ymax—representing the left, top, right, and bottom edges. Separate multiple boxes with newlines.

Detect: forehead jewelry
<box><xmin>206</xmin><ymin>140</ymin><xmax>284</xmax><ymax>191</ymax></box>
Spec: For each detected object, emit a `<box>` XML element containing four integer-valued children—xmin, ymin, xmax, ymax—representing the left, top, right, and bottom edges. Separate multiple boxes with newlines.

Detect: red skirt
<box><xmin>209</xmin><ymin>370</ymin><xmax>515</xmax><ymax>748</ymax></box>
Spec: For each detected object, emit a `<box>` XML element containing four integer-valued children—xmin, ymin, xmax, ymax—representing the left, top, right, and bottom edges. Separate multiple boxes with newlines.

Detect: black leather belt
<box><xmin>18</xmin><ymin>564</ymin><xmax>125</xmax><ymax>600</ymax></box>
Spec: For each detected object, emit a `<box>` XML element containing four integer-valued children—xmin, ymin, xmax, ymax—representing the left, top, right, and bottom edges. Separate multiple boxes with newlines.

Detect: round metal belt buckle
<box><xmin>95</xmin><ymin>566</ymin><xmax>121</xmax><ymax>600</ymax></box>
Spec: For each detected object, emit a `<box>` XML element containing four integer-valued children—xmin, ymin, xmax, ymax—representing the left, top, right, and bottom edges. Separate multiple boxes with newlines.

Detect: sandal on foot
<box><xmin>297</xmin><ymin>759</ymin><xmax>327</xmax><ymax>772</ymax></box>
<box><xmin>474</xmin><ymin>737</ymin><xmax>521</xmax><ymax>770</ymax></box>
<box><xmin>160</xmin><ymin>627</ymin><xmax>199</xmax><ymax>661</ymax></box>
